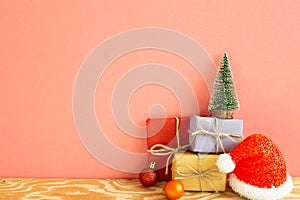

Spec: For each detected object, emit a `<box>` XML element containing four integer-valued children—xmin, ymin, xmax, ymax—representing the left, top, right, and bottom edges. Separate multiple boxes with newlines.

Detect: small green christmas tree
<box><xmin>208</xmin><ymin>52</ymin><xmax>240</xmax><ymax>119</ymax></box>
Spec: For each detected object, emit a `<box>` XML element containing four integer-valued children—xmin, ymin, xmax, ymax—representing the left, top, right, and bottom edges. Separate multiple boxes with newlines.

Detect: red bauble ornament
<box><xmin>164</xmin><ymin>180</ymin><xmax>184</xmax><ymax>200</ymax></box>
<box><xmin>139</xmin><ymin>161</ymin><xmax>157</xmax><ymax>187</ymax></box>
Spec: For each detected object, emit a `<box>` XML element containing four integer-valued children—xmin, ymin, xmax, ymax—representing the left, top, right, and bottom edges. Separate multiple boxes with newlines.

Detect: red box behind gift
<box><xmin>146</xmin><ymin>117</ymin><xmax>190</xmax><ymax>181</ymax></box>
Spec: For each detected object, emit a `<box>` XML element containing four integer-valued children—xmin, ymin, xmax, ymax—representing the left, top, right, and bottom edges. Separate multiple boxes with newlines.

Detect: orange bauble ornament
<box><xmin>164</xmin><ymin>180</ymin><xmax>184</xmax><ymax>200</ymax></box>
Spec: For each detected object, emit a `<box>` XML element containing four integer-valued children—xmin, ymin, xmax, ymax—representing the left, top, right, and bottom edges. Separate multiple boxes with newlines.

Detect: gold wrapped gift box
<box><xmin>172</xmin><ymin>151</ymin><xmax>226</xmax><ymax>191</ymax></box>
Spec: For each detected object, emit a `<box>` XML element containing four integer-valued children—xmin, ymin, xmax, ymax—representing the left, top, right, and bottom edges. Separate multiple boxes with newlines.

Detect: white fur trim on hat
<box><xmin>229</xmin><ymin>173</ymin><xmax>293</xmax><ymax>200</ymax></box>
<box><xmin>216</xmin><ymin>153</ymin><xmax>235</xmax><ymax>173</ymax></box>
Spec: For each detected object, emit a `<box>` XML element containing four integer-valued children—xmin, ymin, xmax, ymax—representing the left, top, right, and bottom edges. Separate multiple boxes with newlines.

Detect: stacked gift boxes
<box><xmin>146</xmin><ymin>115</ymin><xmax>243</xmax><ymax>192</ymax></box>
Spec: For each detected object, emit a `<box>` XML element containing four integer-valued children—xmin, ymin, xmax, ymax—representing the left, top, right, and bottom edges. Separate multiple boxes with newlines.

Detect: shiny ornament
<box><xmin>139</xmin><ymin>161</ymin><xmax>157</xmax><ymax>187</ymax></box>
<box><xmin>164</xmin><ymin>180</ymin><xmax>184</xmax><ymax>200</ymax></box>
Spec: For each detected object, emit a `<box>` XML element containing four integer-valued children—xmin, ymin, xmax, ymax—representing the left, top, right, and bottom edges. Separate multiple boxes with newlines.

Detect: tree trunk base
<box><xmin>210</xmin><ymin>110</ymin><xmax>233</xmax><ymax>119</ymax></box>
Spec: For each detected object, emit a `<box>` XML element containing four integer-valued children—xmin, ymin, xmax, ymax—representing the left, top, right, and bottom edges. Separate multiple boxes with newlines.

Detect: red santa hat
<box><xmin>216</xmin><ymin>134</ymin><xmax>293</xmax><ymax>200</ymax></box>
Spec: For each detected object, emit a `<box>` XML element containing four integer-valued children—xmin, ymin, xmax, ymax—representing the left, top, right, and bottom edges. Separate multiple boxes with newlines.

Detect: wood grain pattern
<box><xmin>0</xmin><ymin>178</ymin><xmax>299</xmax><ymax>199</ymax></box>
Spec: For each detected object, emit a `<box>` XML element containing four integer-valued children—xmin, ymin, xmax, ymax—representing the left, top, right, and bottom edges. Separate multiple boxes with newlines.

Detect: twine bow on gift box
<box><xmin>174</xmin><ymin>153</ymin><xmax>223</xmax><ymax>192</ymax></box>
<box><xmin>188</xmin><ymin>118</ymin><xmax>242</xmax><ymax>153</ymax></box>
<box><xmin>147</xmin><ymin>117</ymin><xmax>190</xmax><ymax>175</ymax></box>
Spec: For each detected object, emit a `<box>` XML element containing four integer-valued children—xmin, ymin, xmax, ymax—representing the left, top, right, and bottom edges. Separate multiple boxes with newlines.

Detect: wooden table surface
<box><xmin>0</xmin><ymin>178</ymin><xmax>299</xmax><ymax>199</ymax></box>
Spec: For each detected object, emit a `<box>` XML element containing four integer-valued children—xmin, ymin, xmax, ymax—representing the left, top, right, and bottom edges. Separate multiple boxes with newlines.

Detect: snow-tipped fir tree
<box><xmin>208</xmin><ymin>52</ymin><xmax>240</xmax><ymax>119</ymax></box>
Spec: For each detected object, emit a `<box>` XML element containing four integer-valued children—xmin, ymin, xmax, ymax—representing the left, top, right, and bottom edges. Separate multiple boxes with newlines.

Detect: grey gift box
<box><xmin>189</xmin><ymin>116</ymin><xmax>243</xmax><ymax>153</ymax></box>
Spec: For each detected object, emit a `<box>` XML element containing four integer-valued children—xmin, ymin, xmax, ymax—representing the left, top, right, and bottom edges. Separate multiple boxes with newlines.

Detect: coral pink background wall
<box><xmin>1</xmin><ymin>0</ymin><xmax>300</xmax><ymax>178</ymax></box>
